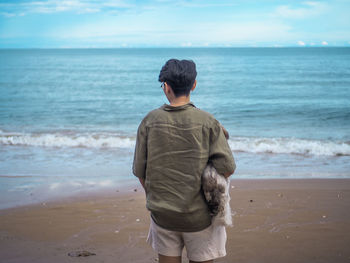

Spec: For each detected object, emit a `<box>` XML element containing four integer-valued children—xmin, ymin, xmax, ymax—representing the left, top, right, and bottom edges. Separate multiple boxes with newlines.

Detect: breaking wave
<box><xmin>1</xmin><ymin>129</ymin><xmax>349</xmax><ymax>156</ymax></box>
<box><xmin>0</xmin><ymin>130</ymin><xmax>134</xmax><ymax>149</ymax></box>
<box><xmin>228</xmin><ymin>137</ymin><xmax>350</xmax><ymax>156</ymax></box>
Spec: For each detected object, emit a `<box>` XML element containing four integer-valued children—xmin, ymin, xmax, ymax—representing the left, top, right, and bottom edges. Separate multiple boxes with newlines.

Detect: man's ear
<box><xmin>191</xmin><ymin>80</ymin><xmax>197</xmax><ymax>92</ymax></box>
<box><xmin>165</xmin><ymin>82</ymin><xmax>172</xmax><ymax>95</ymax></box>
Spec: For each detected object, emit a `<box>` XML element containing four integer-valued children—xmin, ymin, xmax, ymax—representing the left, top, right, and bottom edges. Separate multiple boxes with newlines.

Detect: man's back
<box><xmin>133</xmin><ymin>102</ymin><xmax>235</xmax><ymax>232</ymax></box>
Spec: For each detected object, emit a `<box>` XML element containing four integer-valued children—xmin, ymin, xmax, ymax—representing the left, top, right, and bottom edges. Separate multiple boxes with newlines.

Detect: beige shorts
<box><xmin>147</xmin><ymin>217</ymin><xmax>227</xmax><ymax>262</ymax></box>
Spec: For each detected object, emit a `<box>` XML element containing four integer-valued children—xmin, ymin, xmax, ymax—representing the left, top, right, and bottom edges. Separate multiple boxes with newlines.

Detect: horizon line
<box><xmin>1</xmin><ymin>46</ymin><xmax>350</xmax><ymax>49</ymax></box>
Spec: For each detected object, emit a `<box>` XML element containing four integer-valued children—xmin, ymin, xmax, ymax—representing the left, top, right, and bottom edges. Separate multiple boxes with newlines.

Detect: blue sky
<box><xmin>0</xmin><ymin>0</ymin><xmax>349</xmax><ymax>48</ymax></box>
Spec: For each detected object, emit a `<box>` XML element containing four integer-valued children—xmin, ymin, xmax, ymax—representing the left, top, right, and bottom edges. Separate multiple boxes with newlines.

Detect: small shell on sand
<box><xmin>68</xmin><ymin>251</ymin><xmax>96</xmax><ymax>257</ymax></box>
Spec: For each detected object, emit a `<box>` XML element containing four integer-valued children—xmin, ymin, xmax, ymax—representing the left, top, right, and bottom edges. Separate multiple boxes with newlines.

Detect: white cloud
<box><xmin>303</xmin><ymin>1</ymin><xmax>322</xmax><ymax>7</ymax></box>
<box><xmin>57</xmin><ymin>19</ymin><xmax>296</xmax><ymax>46</ymax></box>
<box><xmin>208</xmin><ymin>22</ymin><xmax>294</xmax><ymax>43</ymax></box>
<box><xmin>2</xmin><ymin>0</ymin><xmax>348</xmax><ymax>47</ymax></box>
<box><xmin>53</xmin><ymin>16</ymin><xmax>298</xmax><ymax>47</ymax></box>
<box><xmin>181</xmin><ymin>42</ymin><xmax>193</xmax><ymax>47</ymax></box>
<box><xmin>322</xmin><ymin>41</ymin><xmax>328</xmax><ymax>45</ymax></box>
<box><xmin>175</xmin><ymin>1</ymin><xmax>237</xmax><ymax>8</ymax></box>
<box><xmin>0</xmin><ymin>12</ymin><xmax>16</xmax><ymax>17</ymax></box>
<box><xmin>0</xmin><ymin>0</ymin><xmax>133</xmax><ymax>16</ymax></box>
<box><xmin>273</xmin><ymin>1</ymin><xmax>326</xmax><ymax>19</ymax></box>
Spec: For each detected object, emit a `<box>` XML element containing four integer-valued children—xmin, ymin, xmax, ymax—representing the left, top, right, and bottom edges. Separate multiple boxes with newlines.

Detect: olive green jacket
<box><xmin>133</xmin><ymin>102</ymin><xmax>235</xmax><ymax>232</ymax></box>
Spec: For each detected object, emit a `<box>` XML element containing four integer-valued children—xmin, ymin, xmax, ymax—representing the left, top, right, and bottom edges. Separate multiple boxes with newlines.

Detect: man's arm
<box><xmin>209</xmin><ymin>121</ymin><xmax>236</xmax><ymax>178</ymax></box>
<box><xmin>132</xmin><ymin>120</ymin><xmax>147</xmax><ymax>182</ymax></box>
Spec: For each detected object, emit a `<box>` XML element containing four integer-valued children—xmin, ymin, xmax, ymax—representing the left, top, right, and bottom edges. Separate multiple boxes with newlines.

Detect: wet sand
<box><xmin>0</xmin><ymin>179</ymin><xmax>349</xmax><ymax>263</ymax></box>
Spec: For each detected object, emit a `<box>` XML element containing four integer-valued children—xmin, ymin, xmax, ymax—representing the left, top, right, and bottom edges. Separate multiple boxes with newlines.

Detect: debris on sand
<box><xmin>68</xmin><ymin>251</ymin><xmax>96</xmax><ymax>257</ymax></box>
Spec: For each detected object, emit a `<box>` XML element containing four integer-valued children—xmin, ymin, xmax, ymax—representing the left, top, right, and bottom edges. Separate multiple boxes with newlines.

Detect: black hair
<box><xmin>158</xmin><ymin>59</ymin><xmax>197</xmax><ymax>97</ymax></box>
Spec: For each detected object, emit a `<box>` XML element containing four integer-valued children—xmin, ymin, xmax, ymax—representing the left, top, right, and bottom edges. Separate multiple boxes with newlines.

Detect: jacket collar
<box><xmin>161</xmin><ymin>102</ymin><xmax>196</xmax><ymax>111</ymax></box>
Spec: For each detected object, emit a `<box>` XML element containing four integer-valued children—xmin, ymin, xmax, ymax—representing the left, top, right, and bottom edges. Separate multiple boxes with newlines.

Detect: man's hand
<box><xmin>139</xmin><ymin>177</ymin><xmax>145</xmax><ymax>190</ymax></box>
<box><xmin>223</xmin><ymin>168</ymin><xmax>235</xmax><ymax>178</ymax></box>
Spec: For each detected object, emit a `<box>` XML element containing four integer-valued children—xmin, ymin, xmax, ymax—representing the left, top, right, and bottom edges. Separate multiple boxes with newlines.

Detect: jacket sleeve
<box><xmin>208</xmin><ymin>121</ymin><xmax>236</xmax><ymax>176</ymax></box>
<box><xmin>132</xmin><ymin>120</ymin><xmax>147</xmax><ymax>179</ymax></box>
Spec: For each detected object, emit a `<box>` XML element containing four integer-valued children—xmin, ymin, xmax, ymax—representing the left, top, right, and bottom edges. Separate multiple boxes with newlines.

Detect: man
<box><xmin>133</xmin><ymin>59</ymin><xmax>235</xmax><ymax>263</ymax></box>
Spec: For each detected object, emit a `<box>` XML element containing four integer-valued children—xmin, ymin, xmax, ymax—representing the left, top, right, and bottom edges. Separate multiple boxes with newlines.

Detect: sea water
<box><xmin>1</xmin><ymin>48</ymin><xmax>350</xmax><ymax>208</ymax></box>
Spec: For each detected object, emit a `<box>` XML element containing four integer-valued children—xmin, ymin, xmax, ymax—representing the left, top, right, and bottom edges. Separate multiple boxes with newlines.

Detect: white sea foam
<box><xmin>1</xmin><ymin>130</ymin><xmax>349</xmax><ymax>156</ymax></box>
<box><xmin>228</xmin><ymin>137</ymin><xmax>350</xmax><ymax>156</ymax></box>
<box><xmin>0</xmin><ymin>131</ymin><xmax>135</xmax><ymax>149</ymax></box>
<box><xmin>49</xmin><ymin>182</ymin><xmax>61</xmax><ymax>190</ymax></box>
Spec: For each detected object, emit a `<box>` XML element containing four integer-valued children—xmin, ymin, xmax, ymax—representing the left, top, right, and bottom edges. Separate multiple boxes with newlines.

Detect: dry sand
<box><xmin>0</xmin><ymin>179</ymin><xmax>349</xmax><ymax>263</ymax></box>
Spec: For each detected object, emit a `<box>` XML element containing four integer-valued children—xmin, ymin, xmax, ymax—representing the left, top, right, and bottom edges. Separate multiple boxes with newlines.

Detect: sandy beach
<box><xmin>1</xmin><ymin>178</ymin><xmax>349</xmax><ymax>263</ymax></box>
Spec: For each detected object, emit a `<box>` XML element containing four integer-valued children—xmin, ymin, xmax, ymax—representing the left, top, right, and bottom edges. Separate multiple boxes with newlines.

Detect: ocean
<box><xmin>1</xmin><ymin>47</ymin><xmax>350</xmax><ymax>209</ymax></box>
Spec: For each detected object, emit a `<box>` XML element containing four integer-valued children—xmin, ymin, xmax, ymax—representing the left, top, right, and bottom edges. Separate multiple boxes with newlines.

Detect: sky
<box><xmin>0</xmin><ymin>0</ymin><xmax>349</xmax><ymax>48</ymax></box>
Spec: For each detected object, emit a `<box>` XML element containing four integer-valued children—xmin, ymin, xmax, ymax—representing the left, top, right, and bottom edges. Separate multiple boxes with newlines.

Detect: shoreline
<box><xmin>0</xmin><ymin>176</ymin><xmax>138</xmax><ymax>211</ymax></box>
<box><xmin>1</xmin><ymin>177</ymin><xmax>349</xmax><ymax>211</ymax></box>
<box><xmin>2</xmin><ymin>177</ymin><xmax>350</xmax><ymax>211</ymax></box>
<box><xmin>1</xmin><ymin>178</ymin><xmax>350</xmax><ymax>262</ymax></box>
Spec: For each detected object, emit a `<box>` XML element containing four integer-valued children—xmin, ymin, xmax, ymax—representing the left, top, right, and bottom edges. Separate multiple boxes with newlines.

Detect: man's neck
<box><xmin>169</xmin><ymin>96</ymin><xmax>190</xmax><ymax>107</ymax></box>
